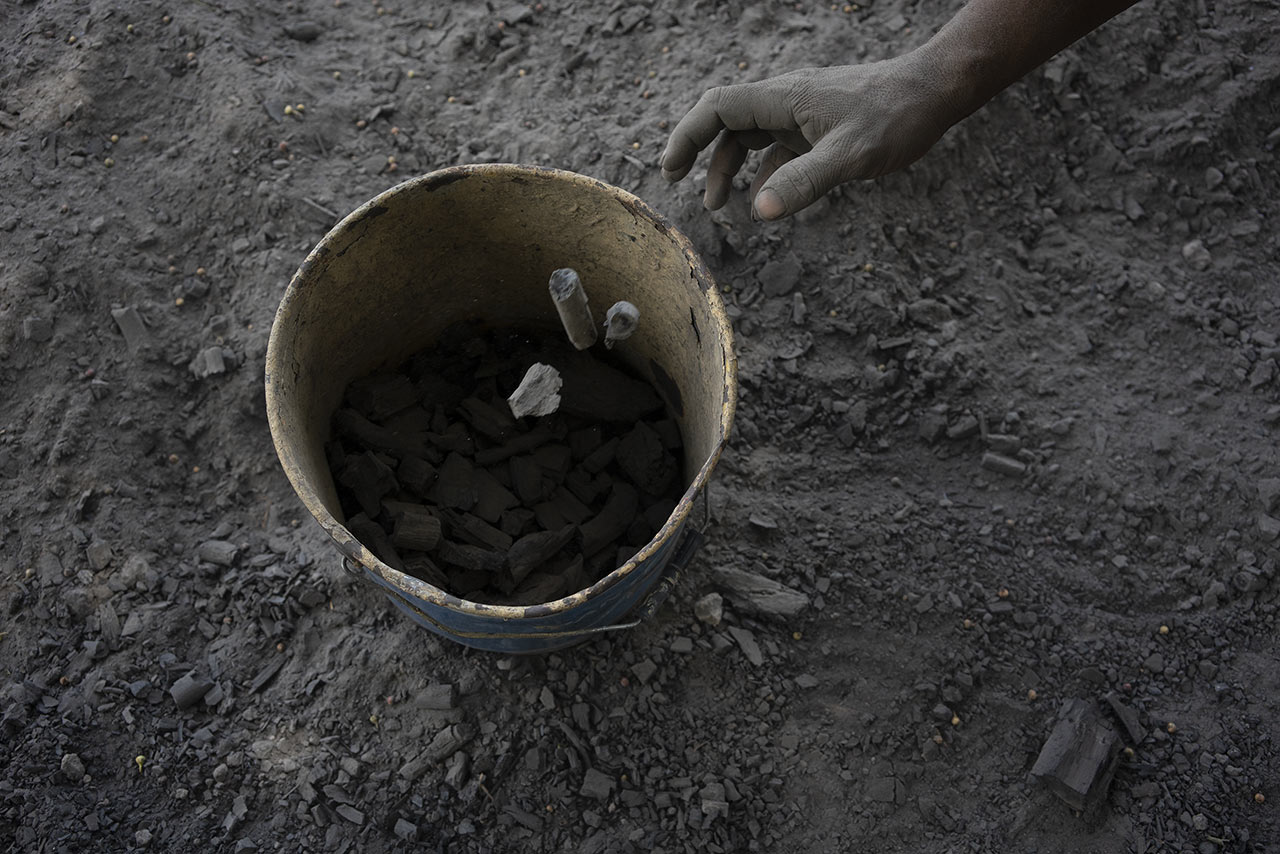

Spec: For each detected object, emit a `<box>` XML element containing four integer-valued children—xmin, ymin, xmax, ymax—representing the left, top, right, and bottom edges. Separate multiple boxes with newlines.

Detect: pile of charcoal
<box><xmin>325</xmin><ymin>323</ymin><xmax>684</xmax><ymax>606</ymax></box>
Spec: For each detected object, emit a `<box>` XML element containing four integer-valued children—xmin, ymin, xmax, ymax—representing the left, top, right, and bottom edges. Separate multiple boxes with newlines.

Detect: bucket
<box><xmin>265</xmin><ymin>164</ymin><xmax>736</xmax><ymax>653</ymax></box>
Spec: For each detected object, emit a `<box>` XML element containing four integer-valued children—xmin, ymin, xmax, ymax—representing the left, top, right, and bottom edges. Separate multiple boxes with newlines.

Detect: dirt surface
<box><xmin>2</xmin><ymin>1</ymin><xmax>1279</xmax><ymax>852</ymax></box>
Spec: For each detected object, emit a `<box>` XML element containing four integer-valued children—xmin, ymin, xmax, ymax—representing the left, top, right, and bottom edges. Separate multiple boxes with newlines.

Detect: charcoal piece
<box><xmin>170</xmin><ymin>671</ymin><xmax>214</xmax><ymax>710</ymax></box>
<box><xmin>412</xmin><ymin>370</ymin><xmax>466</xmax><ymax>411</ymax></box>
<box><xmin>420</xmin><ymin>683</ymin><xmax>458</xmax><ymax>711</ymax></box>
<box><xmin>1103</xmin><ymin>693</ymin><xmax>1146</xmax><ymax>745</ymax></box>
<box><xmin>472</xmin><ymin>469</ymin><xmax>518</xmax><ymax>524</ymax></box>
<box><xmin>397</xmin><ymin>456</ymin><xmax>437</xmax><ymax>497</ymax></box>
<box><xmin>510</xmin><ymin>455</ymin><xmax>547</xmax><ymax>506</ymax></box>
<box><xmin>625</xmin><ymin>515</ymin><xmax>653</xmax><ymax>546</ymax></box>
<box><xmin>506</xmin><ymin>525</ymin><xmax>578</xmax><ymax>589</ymax></box>
<box><xmin>339</xmin><ymin>452</ymin><xmax>399</xmax><ymax>518</ymax></box>
<box><xmin>581</xmin><ymin>437</ymin><xmax>619</xmax><ymax>474</ymax></box>
<box><xmin>346</xmin><ymin>373</ymin><xmax>419</xmax><ymax>421</ymax></box>
<box><xmin>580</xmin><ymin>482</ymin><xmax>639</xmax><ymax>557</ymax></box>
<box><xmin>617</xmin><ymin>421</ymin><xmax>677</xmax><ymax>496</ymax></box>
<box><xmin>547</xmin><ymin>487</ymin><xmax>592</xmax><ymax>524</ymax></box>
<box><xmin>347</xmin><ymin>513</ymin><xmax>404</xmax><ymax>571</ymax></box>
<box><xmin>564</xmin><ymin>468</ymin><xmax>604</xmax><ymax>506</ymax></box>
<box><xmin>402</xmin><ymin>554</ymin><xmax>448</xmax><ymax>588</ymax></box>
<box><xmin>615</xmin><ymin>545</ymin><xmax>637</xmax><ymax>569</ymax></box>
<box><xmin>384</xmin><ymin>405</ymin><xmax>434</xmax><ymax>435</ymax></box>
<box><xmin>652</xmin><ymin>419</ymin><xmax>683</xmax><ymax>450</ymax></box>
<box><xmin>392</xmin><ymin>506</ymin><xmax>443</xmax><ymax>551</ymax></box>
<box><xmin>546</xmin><ymin>350</ymin><xmax>663</xmax><ymax>422</ymax></box>
<box><xmin>532</xmin><ymin>502</ymin><xmax>567</xmax><ymax>532</ymax></box>
<box><xmin>334</xmin><ymin>409</ymin><xmax>431</xmax><ymax>459</ymax></box>
<box><xmin>432</xmin><ymin>454</ymin><xmax>477</xmax><ymax>511</ymax></box>
<box><xmin>643</xmin><ymin>499</ymin><xmax>676</xmax><ymax>533</ymax></box>
<box><xmin>474</xmin><ymin>425</ymin><xmax>556</xmax><ymax>466</ymax></box>
<box><xmin>444</xmin><ymin>511</ymin><xmax>514</xmax><ymax>552</ymax></box>
<box><xmin>381</xmin><ymin>499</ymin><xmax>421</xmax><ymax>520</ymax></box>
<box><xmin>426</xmin><ymin>424</ymin><xmax>474</xmax><ymax>456</ymax></box>
<box><xmin>710</xmin><ymin>565</ymin><xmax>810</xmax><ymax>619</ymax></box>
<box><xmin>568</xmin><ymin>426</ymin><xmax>603</xmax><ymax>461</ymax></box>
<box><xmin>447</xmin><ymin>568</ymin><xmax>491</xmax><ymax>598</ymax></box>
<box><xmin>500</xmin><ymin>508</ymin><xmax>536</xmax><ymax>538</ymax></box>
<box><xmin>510</xmin><ymin>555</ymin><xmax>584</xmax><ymax>604</ymax></box>
<box><xmin>437</xmin><ymin>540</ymin><xmax>503</xmax><ymax>574</ymax></box>
<box><xmin>1029</xmin><ymin>698</ymin><xmax>1122</xmax><ymax>813</ymax></box>
<box><xmin>533</xmin><ymin>444</ymin><xmax>573</xmax><ymax>479</ymax></box>
<box><xmin>459</xmin><ymin>397</ymin><xmax>518</xmax><ymax>442</ymax></box>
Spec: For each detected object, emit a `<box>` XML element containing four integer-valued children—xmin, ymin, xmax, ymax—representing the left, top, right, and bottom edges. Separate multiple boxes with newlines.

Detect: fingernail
<box><xmin>755</xmin><ymin>189</ymin><xmax>784</xmax><ymax>221</ymax></box>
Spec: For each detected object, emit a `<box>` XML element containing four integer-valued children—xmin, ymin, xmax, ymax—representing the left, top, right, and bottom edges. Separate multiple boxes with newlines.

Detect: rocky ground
<box><xmin>2</xmin><ymin>0</ymin><xmax>1278</xmax><ymax>852</ymax></box>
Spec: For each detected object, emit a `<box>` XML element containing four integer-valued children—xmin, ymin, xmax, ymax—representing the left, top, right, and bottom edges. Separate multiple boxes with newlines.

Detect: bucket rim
<box><xmin>266</xmin><ymin>162</ymin><xmax>737</xmax><ymax>624</ymax></box>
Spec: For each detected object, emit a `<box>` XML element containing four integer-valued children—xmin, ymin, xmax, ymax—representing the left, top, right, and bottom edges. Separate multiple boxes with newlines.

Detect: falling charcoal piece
<box><xmin>507</xmin><ymin>363</ymin><xmax>562</xmax><ymax>419</ymax></box>
<box><xmin>346</xmin><ymin>373</ymin><xmax>420</xmax><ymax>421</ymax></box>
<box><xmin>391</xmin><ymin>506</ymin><xmax>443</xmax><ymax>551</ymax></box>
<box><xmin>506</xmin><ymin>525</ymin><xmax>578</xmax><ymax>590</ymax></box>
<box><xmin>432</xmin><ymin>453</ymin><xmax>478</xmax><ymax>511</ymax></box>
<box><xmin>1029</xmin><ymin>698</ymin><xmax>1122</xmax><ymax>813</ymax></box>
<box><xmin>580</xmin><ymin>483</ymin><xmax>639</xmax><ymax>557</ymax></box>
<box><xmin>547</xmin><ymin>350</ymin><xmax>664</xmax><ymax>422</ymax></box>
<box><xmin>338</xmin><ymin>452</ymin><xmax>399</xmax><ymax>518</ymax></box>
<box><xmin>437</xmin><ymin>540</ymin><xmax>504</xmax><ymax>574</ymax></box>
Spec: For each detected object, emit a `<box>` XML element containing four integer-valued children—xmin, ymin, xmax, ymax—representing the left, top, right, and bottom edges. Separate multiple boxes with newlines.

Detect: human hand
<box><xmin>659</xmin><ymin>54</ymin><xmax>957</xmax><ymax>220</ymax></box>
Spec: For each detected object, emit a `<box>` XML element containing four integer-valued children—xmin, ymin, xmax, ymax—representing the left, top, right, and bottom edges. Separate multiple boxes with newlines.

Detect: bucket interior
<box><xmin>266</xmin><ymin>165</ymin><xmax>734</xmax><ymax>612</ymax></box>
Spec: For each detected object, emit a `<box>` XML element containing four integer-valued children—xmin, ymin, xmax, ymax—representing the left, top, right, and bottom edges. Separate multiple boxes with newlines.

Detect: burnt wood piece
<box><xmin>1029</xmin><ymin>698</ymin><xmax>1122</xmax><ymax>813</ymax></box>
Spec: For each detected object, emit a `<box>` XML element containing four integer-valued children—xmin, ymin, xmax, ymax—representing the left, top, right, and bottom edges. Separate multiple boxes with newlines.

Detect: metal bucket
<box><xmin>265</xmin><ymin>164</ymin><xmax>736</xmax><ymax>653</ymax></box>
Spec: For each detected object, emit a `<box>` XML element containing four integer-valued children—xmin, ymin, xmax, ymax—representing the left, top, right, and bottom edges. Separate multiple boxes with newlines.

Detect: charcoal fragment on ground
<box><xmin>326</xmin><ymin>325</ymin><xmax>684</xmax><ymax>605</ymax></box>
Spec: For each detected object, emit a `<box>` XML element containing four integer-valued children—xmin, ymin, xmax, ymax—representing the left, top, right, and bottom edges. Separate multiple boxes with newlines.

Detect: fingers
<box><xmin>748</xmin><ymin>143</ymin><xmax>799</xmax><ymax>207</ymax></box>
<box><xmin>703</xmin><ymin>133</ymin><xmax>750</xmax><ymax>210</ymax></box>
<box><xmin>754</xmin><ymin>135</ymin><xmax>854</xmax><ymax>220</ymax></box>
<box><xmin>660</xmin><ymin>82</ymin><xmax>800</xmax><ymax>182</ymax></box>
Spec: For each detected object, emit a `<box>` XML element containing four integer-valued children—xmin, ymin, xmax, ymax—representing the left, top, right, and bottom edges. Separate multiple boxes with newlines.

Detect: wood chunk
<box><xmin>643</xmin><ymin>499</ymin><xmax>676</xmax><ymax>533</ymax></box>
<box><xmin>392</xmin><ymin>506</ymin><xmax>442</xmax><ymax>551</ymax></box>
<box><xmin>581</xmin><ymin>437</ymin><xmax>619</xmax><ymax>474</ymax></box>
<box><xmin>507</xmin><ymin>525</ymin><xmax>578</xmax><ymax>589</ymax></box>
<box><xmin>419</xmin><ymin>683</ymin><xmax>458</xmax><ymax>711</ymax></box>
<box><xmin>617</xmin><ymin>421</ymin><xmax>677</xmax><ymax>496</ymax></box>
<box><xmin>510</xmin><ymin>555</ymin><xmax>584</xmax><ymax>604</ymax></box>
<box><xmin>474</xmin><ymin>424</ymin><xmax>556</xmax><ymax>467</ymax></box>
<box><xmin>396</xmin><ymin>456</ymin><xmax>437</xmax><ymax>497</ymax></box>
<box><xmin>547</xmin><ymin>350</ymin><xmax>663</xmax><ymax>422</ymax></box>
<box><xmin>459</xmin><ymin>396</ymin><xmax>518</xmax><ymax>442</ymax></box>
<box><xmin>548</xmin><ymin>487</ymin><xmax>593</xmax><ymax>525</ymax></box>
<box><xmin>710</xmin><ymin>566</ymin><xmax>810</xmax><ymax>619</ymax></box>
<box><xmin>437</xmin><ymin>540</ymin><xmax>503</xmax><ymax>574</ymax></box>
<box><xmin>580</xmin><ymin>482</ymin><xmax>639</xmax><ymax>557</ymax></box>
<box><xmin>444</xmin><ymin>511</ymin><xmax>514</xmax><ymax>552</ymax></box>
<box><xmin>346</xmin><ymin>373</ymin><xmax>420</xmax><ymax>421</ymax></box>
<box><xmin>431</xmin><ymin>453</ymin><xmax>478</xmax><ymax>511</ymax></box>
<box><xmin>383</xmin><ymin>405</ymin><xmax>434</xmax><ymax>434</ymax></box>
<box><xmin>510</xmin><ymin>455</ymin><xmax>547</xmax><ymax>506</ymax></box>
<box><xmin>335</xmin><ymin>408</ymin><xmax>431</xmax><ymax>459</ymax></box>
<box><xmin>1029</xmin><ymin>698</ymin><xmax>1122</xmax><ymax>812</ymax></box>
<box><xmin>338</xmin><ymin>452</ymin><xmax>399</xmax><ymax>518</ymax></box>
<box><xmin>471</xmin><ymin>468</ymin><xmax>518</xmax><ymax>524</ymax></box>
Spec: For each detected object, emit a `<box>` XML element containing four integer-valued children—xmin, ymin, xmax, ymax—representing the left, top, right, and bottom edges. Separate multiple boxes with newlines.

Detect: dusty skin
<box><xmin>2</xmin><ymin>1</ymin><xmax>1278</xmax><ymax>852</ymax></box>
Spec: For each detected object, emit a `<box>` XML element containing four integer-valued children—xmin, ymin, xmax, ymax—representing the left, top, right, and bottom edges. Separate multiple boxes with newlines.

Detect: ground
<box><xmin>2</xmin><ymin>0</ymin><xmax>1279</xmax><ymax>852</ymax></box>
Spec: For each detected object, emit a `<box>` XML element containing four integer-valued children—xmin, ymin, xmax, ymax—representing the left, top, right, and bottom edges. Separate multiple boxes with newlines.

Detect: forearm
<box><xmin>916</xmin><ymin>0</ymin><xmax>1142</xmax><ymax>125</ymax></box>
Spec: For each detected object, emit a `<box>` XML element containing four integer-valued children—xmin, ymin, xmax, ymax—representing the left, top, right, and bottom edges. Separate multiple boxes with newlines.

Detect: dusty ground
<box><xmin>2</xmin><ymin>0</ymin><xmax>1279</xmax><ymax>851</ymax></box>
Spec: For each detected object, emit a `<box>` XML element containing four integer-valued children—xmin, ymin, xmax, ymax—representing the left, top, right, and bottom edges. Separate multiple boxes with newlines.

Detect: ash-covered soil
<box><xmin>2</xmin><ymin>1</ymin><xmax>1278</xmax><ymax>852</ymax></box>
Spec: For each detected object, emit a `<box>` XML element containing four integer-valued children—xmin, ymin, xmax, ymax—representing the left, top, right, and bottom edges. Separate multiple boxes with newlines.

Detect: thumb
<box><xmin>754</xmin><ymin>136</ymin><xmax>851</xmax><ymax>220</ymax></box>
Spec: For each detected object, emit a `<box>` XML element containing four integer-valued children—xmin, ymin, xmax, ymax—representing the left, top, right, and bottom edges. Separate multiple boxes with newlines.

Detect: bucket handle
<box><xmin>342</xmin><ymin>526</ymin><xmax>705</xmax><ymax>641</ymax></box>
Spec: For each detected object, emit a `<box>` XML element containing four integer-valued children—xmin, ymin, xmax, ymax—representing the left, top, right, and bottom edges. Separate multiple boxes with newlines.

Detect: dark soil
<box><xmin>2</xmin><ymin>1</ymin><xmax>1278</xmax><ymax>852</ymax></box>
